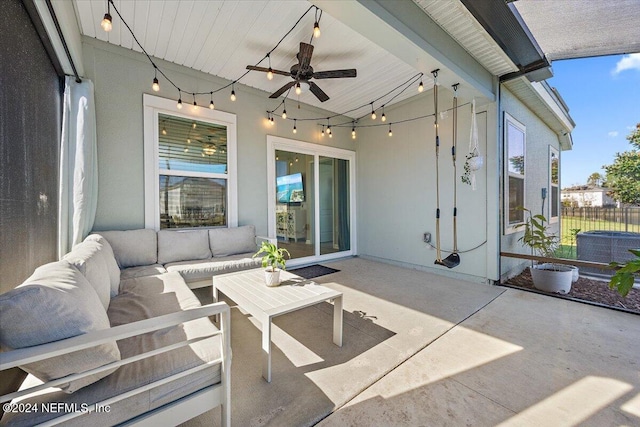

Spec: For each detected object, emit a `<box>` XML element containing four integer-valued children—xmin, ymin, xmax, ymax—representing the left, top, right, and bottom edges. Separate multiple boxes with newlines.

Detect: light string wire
<box><xmin>107</xmin><ymin>0</ymin><xmax>319</xmax><ymax>97</ymax></box>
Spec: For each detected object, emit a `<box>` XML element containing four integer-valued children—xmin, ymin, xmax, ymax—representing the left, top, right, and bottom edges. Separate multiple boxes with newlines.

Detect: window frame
<box><xmin>549</xmin><ymin>145</ymin><xmax>559</xmax><ymax>224</ymax></box>
<box><xmin>143</xmin><ymin>94</ymin><xmax>237</xmax><ymax>230</ymax></box>
<box><xmin>503</xmin><ymin>112</ymin><xmax>527</xmax><ymax>235</ymax></box>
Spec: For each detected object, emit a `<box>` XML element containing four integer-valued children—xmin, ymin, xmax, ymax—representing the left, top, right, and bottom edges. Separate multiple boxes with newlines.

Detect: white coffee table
<box><xmin>212</xmin><ymin>268</ymin><xmax>343</xmax><ymax>382</ymax></box>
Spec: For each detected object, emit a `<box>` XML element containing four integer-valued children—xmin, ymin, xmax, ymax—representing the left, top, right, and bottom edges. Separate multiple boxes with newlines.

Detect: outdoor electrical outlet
<box><xmin>423</xmin><ymin>232</ymin><xmax>431</xmax><ymax>243</ymax></box>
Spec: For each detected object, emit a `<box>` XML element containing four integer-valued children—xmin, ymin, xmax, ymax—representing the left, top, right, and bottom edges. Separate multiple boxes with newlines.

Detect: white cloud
<box><xmin>608</xmin><ymin>131</ymin><xmax>619</xmax><ymax>137</ymax></box>
<box><xmin>613</xmin><ymin>53</ymin><xmax>640</xmax><ymax>74</ymax></box>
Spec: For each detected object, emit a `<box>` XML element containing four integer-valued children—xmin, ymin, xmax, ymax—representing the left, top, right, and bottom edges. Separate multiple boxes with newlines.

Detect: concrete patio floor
<box><xmin>186</xmin><ymin>258</ymin><xmax>640</xmax><ymax>427</ymax></box>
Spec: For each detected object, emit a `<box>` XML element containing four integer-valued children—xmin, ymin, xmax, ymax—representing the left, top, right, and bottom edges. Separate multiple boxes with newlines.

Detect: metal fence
<box><xmin>561</xmin><ymin>206</ymin><xmax>640</xmax><ymax>233</ymax></box>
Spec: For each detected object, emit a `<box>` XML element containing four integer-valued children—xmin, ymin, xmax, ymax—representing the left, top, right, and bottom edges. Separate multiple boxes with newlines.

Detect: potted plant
<box><xmin>517</xmin><ymin>207</ymin><xmax>574</xmax><ymax>294</ymax></box>
<box><xmin>253</xmin><ymin>241</ymin><xmax>291</xmax><ymax>287</ymax></box>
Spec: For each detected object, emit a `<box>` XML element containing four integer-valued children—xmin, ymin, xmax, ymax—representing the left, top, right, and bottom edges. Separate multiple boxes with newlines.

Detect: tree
<box><xmin>587</xmin><ymin>172</ymin><xmax>603</xmax><ymax>187</ymax></box>
<box><xmin>603</xmin><ymin>124</ymin><xmax>640</xmax><ymax>205</ymax></box>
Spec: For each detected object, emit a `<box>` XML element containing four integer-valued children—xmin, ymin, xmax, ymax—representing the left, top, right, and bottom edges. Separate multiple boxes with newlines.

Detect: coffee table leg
<box><xmin>212</xmin><ymin>284</ymin><xmax>219</xmax><ymax>324</ymax></box>
<box><xmin>261</xmin><ymin>315</ymin><xmax>272</xmax><ymax>382</ymax></box>
<box><xmin>333</xmin><ymin>295</ymin><xmax>343</xmax><ymax>347</ymax></box>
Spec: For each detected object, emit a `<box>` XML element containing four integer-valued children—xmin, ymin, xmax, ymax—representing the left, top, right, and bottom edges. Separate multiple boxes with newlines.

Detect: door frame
<box><xmin>266</xmin><ymin>135</ymin><xmax>357</xmax><ymax>266</ymax></box>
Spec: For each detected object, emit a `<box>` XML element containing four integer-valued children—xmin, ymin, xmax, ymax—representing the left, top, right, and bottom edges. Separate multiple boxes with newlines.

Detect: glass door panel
<box><xmin>319</xmin><ymin>156</ymin><xmax>350</xmax><ymax>255</ymax></box>
<box><xmin>274</xmin><ymin>150</ymin><xmax>315</xmax><ymax>260</ymax></box>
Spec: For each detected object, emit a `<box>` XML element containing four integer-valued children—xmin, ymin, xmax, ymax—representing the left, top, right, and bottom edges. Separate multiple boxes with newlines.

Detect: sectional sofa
<box><xmin>0</xmin><ymin>225</ymin><xmax>267</xmax><ymax>426</ymax></box>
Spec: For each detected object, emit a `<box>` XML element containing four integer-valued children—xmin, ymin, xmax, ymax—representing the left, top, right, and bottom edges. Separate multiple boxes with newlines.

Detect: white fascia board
<box><xmin>314</xmin><ymin>0</ymin><xmax>496</xmax><ymax>102</ymax></box>
<box><xmin>530</xmin><ymin>81</ymin><xmax>574</xmax><ymax>133</ymax></box>
<box><xmin>33</xmin><ymin>0</ymin><xmax>84</xmax><ymax>78</ymax></box>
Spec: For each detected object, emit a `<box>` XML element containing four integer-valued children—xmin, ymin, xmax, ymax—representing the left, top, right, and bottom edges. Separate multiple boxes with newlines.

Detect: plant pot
<box><xmin>568</xmin><ymin>266</ymin><xmax>579</xmax><ymax>283</ymax></box>
<box><xmin>264</xmin><ymin>269</ymin><xmax>281</xmax><ymax>287</ymax></box>
<box><xmin>530</xmin><ymin>264</ymin><xmax>573</xmax><ymax>294</ymax></box>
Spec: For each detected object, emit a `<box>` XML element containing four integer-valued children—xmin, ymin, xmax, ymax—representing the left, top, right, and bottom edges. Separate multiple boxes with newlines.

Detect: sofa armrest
<box><xmin>0</xmin><ymin>302</ymin><xmax>232</xmax><ymax>409</ymax></box>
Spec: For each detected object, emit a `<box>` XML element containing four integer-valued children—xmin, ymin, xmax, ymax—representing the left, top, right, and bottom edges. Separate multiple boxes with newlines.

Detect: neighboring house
<box><xmin>1</xmin><ymin>0</ymin><xmax>576</xmax><ymax>292</ymax></box>
<box><xmin>561</xmin><ymin>185</ymin><xmax>617</xmax><ymax>207</ymax></box>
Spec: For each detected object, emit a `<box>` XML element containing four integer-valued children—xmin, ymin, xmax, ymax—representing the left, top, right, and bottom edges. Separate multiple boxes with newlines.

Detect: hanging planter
<box><xmin>461</xmin><ymin>99</ymin><xmax>483</xmax><ymax>190</ymax></box>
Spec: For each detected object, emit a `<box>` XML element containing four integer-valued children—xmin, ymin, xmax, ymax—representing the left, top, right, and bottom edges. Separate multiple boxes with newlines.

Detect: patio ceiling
<box><xmin>513</xmin><ymin>0</ymin><xmax>640</xmax><ymax>61</ymax></box>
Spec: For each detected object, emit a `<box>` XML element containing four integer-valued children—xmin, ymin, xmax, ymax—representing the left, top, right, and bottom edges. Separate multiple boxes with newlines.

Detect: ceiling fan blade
<box><xmin>269</xmin><ymin>81</ymin><xmax>297</xmax><ymax>98</ymax></box>
<box><xmin>308</xmin><ymin>82</ymin><xmax>329</xmax><ymax>102</ymax></box>
<box><xmin>246</xmin><ymin>65</ymin><xmax>290</xmax><ymax>76</ymax></box>
<box><xmin>298</xmin><ymin>42</ymin><xmax>314</xmax><ymax>69</ymax></box>
<box><xmin>313</xmin><ymin>69</ymin><xmax>357</xmax><ymax>79</ymax></box>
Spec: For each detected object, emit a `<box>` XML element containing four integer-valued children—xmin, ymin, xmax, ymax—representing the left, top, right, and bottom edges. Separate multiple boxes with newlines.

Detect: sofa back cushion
<box><xmin>157</xmin><ymin>229</ymin><xmax>211</xmax><ymax>264</ymax></box>
<box><xmin>95</xmin><ymin>229</ymin><xmax>157</xmax><ymax>268</ymax></box>
<box><xmin>85</xmin><ymin>234</ymin><xmax>121</xmax><ymax>296</ymax></box>
<box><xmin>209</xmin><ymin>225</ymin><xmax>256</xmax><ymax>257</ymax></box>
<box><xmin>63</xmin><ymin>240</ymin><xmax>112</xmax><ymax>310</ymax></box>
<box><xmin>0</xmin><ymin>260</ymin><xmax>120</xmax><ymax>393</ymax></box>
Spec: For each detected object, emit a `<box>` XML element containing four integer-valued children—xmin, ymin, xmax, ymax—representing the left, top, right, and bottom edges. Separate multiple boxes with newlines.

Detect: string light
<box><xmin>192</xmin><ymin>94</ymin><xmax>198</xmax><ymax>110</ymax></box>
<box><xmin>209</xmin><ymin>92</ymin><xmax>215</xmax><ymax>109</ymax></box>
<box><xmin>326</xmin><ymin>118</ymin><xmax>331</xmax><ymax>135</ymax></box>
<box><xmin>161</xmin><ymin>126</ymin><xmax>167</xmax><ymax>136</ymax></box>
<box><xmin>388</xmin><ymin>124</ymin><xmax>393</xmax><ymax>137</ymax></box>
<box><xmin>267</xmin><ymin>54</ymin><xmax>274</xmax><ymax>80</ymax></box>
<box><xmin>381</xmin><ymin>106</ymin><xmax>386</xmax><ymax>122</ymax></box>
<box><xmin>101</xmin><ymin>1</ymin><xmax>112</xmax><ymax>32</ymax></box>
<box><xmin>351</xmin><ymin>123</ymin><xmax>356</xmax><ymax>139</ymax></box>
<box><xmin>177</xmin><ymin>90</ymin><xmax>182</xmax><ymax>109</ymax></box>
<box><xmin>371</xmin><ymin>103</ymin><xmax>376</xmax><ymax>120</ymax></box>
<box><xmin>295</xmin><ymin>156</ymin><xmax>299</xmax><ymax>162</ymax></box>
<box><xmin>192</xmin><ymin>122</ymin><xmax>196</xmax><ymax>129</ymax></box>
<box><xmin>230</xmin><ymin>84</ymin><xmax>236</xmax><ymax>101</ymax></box>
<box><xmin>295</xmin><ymin>82</ymin><xmax>302</xmax><ymax>96</ymax></box>
<box><xmin>152</xmin><ymin>68</ymin><xmax>159</xmax><ymax>91</ymax></box>
<box><xmin>418</xmin><ymin>80</ymin><xmax>424</xmax><ymax>93</ymax></box>
<box><xmin>293</xmin><ymin>119</ymin><xmax>297</xmax><ymax>134</ymax></box>
<box><xmin>282</xmin><ymin>101</ymin><xmax>287</xmax><ymax>119</ymax></box>
<box><xmin>313</xmin><ymin>22</ymin><xmax>321</xmax><ymax>38</ymax></box>
<box><xmin>321</xmin><ymin>125</ymin><xmax>325</xmax><ymax>137</ymax></box>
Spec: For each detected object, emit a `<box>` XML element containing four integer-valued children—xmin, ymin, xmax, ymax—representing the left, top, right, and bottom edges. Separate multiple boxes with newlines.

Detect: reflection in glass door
<box><xmin>275</xmin><ymin>150</ymin><xmax>315</xmax><ymax>259</ymax></box>
<box><xmin>319</xmin><ymin>157</ymin><xmax>350</xmax><ymax>255</ymax></box>
<box><xmin>269</xmin><ymin>137</ymin><xmax>354</xmax><ymax>264</ymax></box>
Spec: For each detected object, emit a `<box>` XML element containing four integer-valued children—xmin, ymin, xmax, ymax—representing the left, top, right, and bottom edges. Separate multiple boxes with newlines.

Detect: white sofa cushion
<box><xmin>157</xmin><ymin>229</ymin><xmax>211</xmax><ymax>264</ymax></box>
<box><xmin>0</xmin><ymin>261</ymin><xmax>120</xmax><ymax>393</ymax></box>
<box><xmin>209</xmin><ymin>225</ymin><xmax>256</xmax><ymax>257</ymax></box>
<box><xmin>95</xmin><ymin>229</ymin><xmax>157</xmax><ymax>268</ymax></box>
<box><xmin>2</xmin><ymin>273</ymin><xmax>222</xmax><ymax>426</ymax></box>
<box><xmin>84</xmin><ymin>234</ymin><xmax>121</xmax><ymax>297</ymax></box>
<box><xmin>63</xmin><ymin>240</ymin><xmax>112</xmax><ymax>310</ymax></box>
<box><xmin>120</xmin><ymin>264</ymin><xmax>167</xmax><ymax>280</ymax></box>
<box><xmin>165</xmin><ymin>254</ymin><xmax>261</xmax><ymax>282</ymax></box>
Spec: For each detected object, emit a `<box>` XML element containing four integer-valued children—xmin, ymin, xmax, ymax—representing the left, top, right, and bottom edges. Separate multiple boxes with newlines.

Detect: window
<box><xmin>504</xmin><ymin>113</ymin><xmax>526</xmax><ymax>234</ymax></box>
<box><xmin>143</xmin><ymin>94</ymin><xmax>237</xmax><ymax>230</ymax></box>
<box><xmin>549</xmin><ymin>146</ymin><xmax>559</xmax><ymax>222</ymax></box>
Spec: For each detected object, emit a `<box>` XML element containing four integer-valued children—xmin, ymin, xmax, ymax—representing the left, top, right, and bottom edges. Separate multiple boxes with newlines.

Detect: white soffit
<box><xmin>72</xmin><ymin>0</ymin><xmax>424</xmax><ymax>118</ymax></box>
<box><xmin>514</xmin><ymin>0</ymin><xmax>640</xmax><ymax>60</ymax></box>
<box><xmin>413</xmin><ymin>0</ymin><xmax>517</xmax><ymax>76</ymax></box>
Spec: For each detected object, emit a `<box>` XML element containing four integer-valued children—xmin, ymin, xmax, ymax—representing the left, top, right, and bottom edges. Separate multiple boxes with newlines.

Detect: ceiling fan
<box><xmin>246</xmin><ymin>42</ymin><xmax>357</xmax><ymax>102</ymax></box>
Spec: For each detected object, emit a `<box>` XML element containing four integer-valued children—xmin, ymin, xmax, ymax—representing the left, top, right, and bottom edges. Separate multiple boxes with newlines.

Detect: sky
<box><xmin>546</xmin><ymin>53</ymin><xmax>640</xmax><ymax>187</ymax></box>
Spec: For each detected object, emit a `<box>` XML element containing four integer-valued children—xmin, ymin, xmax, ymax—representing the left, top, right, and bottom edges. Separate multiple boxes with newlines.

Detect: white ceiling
<box><xmin>73</xmin><ymin>0</ymin><xmax>431</xmax><ymax>118</ymax></box>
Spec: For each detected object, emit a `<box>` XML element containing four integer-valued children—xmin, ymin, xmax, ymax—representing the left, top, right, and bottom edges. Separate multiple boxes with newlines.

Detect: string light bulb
<box><xmin>193</xmin><ymin>100</ymin><xmax>198</xmax><ymax>110</ymax></box>
<box><xmin>177</xmin><ymin>97</ymin><xmax>182</xmax><ymax>109</ymax></box>
<box><xmin>282</xmin><ymin>109</ymin><xmax>287</xmax><ymax>119</ymax></box>
<box><xmin>295</xmin><ymin>82</ymin><xmax>302</xmax><ymax>95</ymax></box>
<box><xmin>152</xmin><ymin>74</ymin><xmax>159</xmax><ymax>92</ymax></box>
<box><xmin>101</xmin><ymin>1</ymin><xmax>112</xmax><ymax>32</ymax></box>
<box><xmin>321</xmin><ymin>125</ymin><xmax>325</xmax><ymax>137</ymax></box>
<box><xmin>381</xmin><ymin>106</ymin><xmax>386</xmax><ymax>122</ymax></box>
<box><xmin>192</xmin><ymin>122</ymin><xmax>196</xmax><ymax>129</ymax></box>
<box><xmin>418</xmin><ymin>80</ymin><xmax>424</xmax><ymax>93</ymax></box>
<box><xmin>352</xmin><ymin>125</ymin><xmax>356</xmax><ymax>139</ymax></box>
<box><xmin>370</xmin><ymin>104</ymin><xmax>376</xmax><ymax>120</ymax></box>
<box><xmin>209</xmin><ymin>92</ymin><xmax>215</xmax><ymax>109</ymax></box>
<box><xmin>313</xmin><ymin>22</ymin><xmax>321</xmax><ymax>38</ymax></box>
<box><xmin>161</xmin><ymin>126</ymin><xmax>167</xmax><ymax>136</ymax></box>
<box><xmin>388</xmin><ymin>125</ymin><xmax>393</xmax><ymax>137</ymax></box>
<box><xmin>230</xmin><ymin>85</ymin><xmax>236</xmax><ymax>101</ymax></box>
<box><xmin>293</xmin><ymin>120</ymin><xmax>297</xmax><ymax>134</ymax></box>
<box><xmin>267</xmin><ymin>68</ymin><xmax>274</xmax><ymax>80</ymax></box>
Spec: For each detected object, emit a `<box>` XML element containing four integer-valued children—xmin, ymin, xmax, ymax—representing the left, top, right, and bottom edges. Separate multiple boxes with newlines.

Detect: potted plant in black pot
<box><xmin>253</xmin><ymin>241</ymin><xmax>291</xmax><ymax>287</ymax></box>
<box><xmin>517</xmin><ymin>207</ymin><xmax>574</xmax><ymax>294</ymax></box>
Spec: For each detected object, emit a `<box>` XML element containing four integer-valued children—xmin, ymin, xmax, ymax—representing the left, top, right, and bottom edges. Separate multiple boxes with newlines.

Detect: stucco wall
<box><xmin>82</xmin><ymin>38</ymin><xmax>354</xmax><ymax>236</ymax></box>
<box><xmin>356</xmin><ymin>91</ymin><xmax>497</xmax><ymax>282</ymax></box>
<box><xmin>500</xmin><ymin>87</ymin><xmax>562</xmax><ymax>279</ymax></box>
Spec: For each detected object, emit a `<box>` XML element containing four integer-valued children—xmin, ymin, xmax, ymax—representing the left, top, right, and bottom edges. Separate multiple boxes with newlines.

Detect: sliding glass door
<box><xmin>268</xmin><ymin>137</ymin><xmax>355</xmax><ymax>265</ymax></box>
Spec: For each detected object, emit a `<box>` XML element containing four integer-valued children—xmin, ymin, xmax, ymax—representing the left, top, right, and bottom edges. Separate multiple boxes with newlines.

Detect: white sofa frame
<box><xmin>0</xmin><ymin>302</ymin><xmax>232</xmax><ymax>427</ymax></box>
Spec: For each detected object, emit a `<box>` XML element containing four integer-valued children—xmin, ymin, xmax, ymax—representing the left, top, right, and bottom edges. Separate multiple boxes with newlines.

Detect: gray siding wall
<box><xmin>500</xmin><ymin>87</ymin><xmax>562</xmax><ymax>279</ymax></box>
<box><xmin>82</xmin><ymin>38</ymin><xmax>353</xmax><ymax>236</ymax></box>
